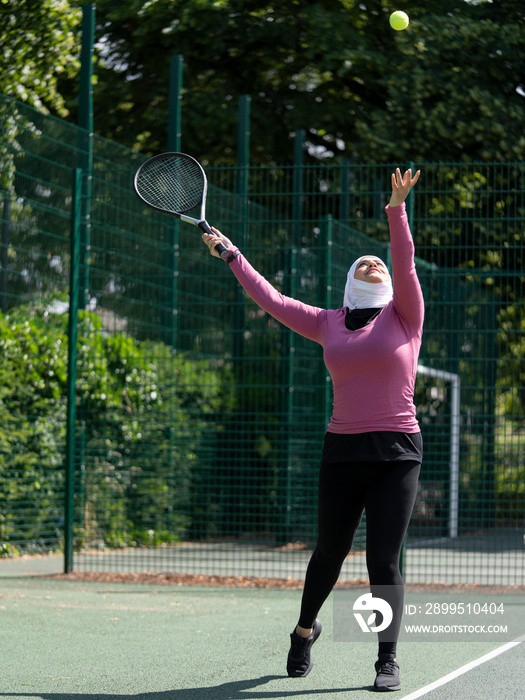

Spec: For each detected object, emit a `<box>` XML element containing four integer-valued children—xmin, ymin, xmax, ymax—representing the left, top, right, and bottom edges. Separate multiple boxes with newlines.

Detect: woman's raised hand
<box><xmin>389</xmin><ymin>168</ymin><xmax>421</xmax><ymax>207</ymax></box>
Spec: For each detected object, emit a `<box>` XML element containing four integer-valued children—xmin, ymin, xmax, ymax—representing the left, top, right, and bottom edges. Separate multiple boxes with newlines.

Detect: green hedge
<box><xmin>0</xmin><ymin>296</ymin><xmax>231</xmax><ymax>553</ymax></box>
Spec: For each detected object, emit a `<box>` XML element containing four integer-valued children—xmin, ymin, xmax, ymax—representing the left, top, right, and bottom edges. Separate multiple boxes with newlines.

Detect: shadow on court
<box><xmin>0</xmin><ymin>675</ymin><xmax>370</xmax><ymax>699</ymax></box>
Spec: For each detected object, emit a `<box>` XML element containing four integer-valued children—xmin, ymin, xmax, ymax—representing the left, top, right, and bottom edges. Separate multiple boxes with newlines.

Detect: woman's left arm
<box><xmin>386</xmin><ymin>168</ymin><xmax>425</xmax><ymax>331</ymax></box>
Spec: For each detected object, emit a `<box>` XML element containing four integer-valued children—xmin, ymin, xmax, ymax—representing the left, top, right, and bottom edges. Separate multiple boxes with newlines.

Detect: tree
<box><xmin>55</xmin><ymin>0</ymin><xmax>524</xmax><ymax>164</ymax></box>
<box><xmin>0</xmin><ymin>0</ymin><xmax>82</xmax><ymax>117</ymax></box>
<box><xmin>357</xmin><ymin>2</ymin><xmax>525</xmax><ymax>163</ymax></box>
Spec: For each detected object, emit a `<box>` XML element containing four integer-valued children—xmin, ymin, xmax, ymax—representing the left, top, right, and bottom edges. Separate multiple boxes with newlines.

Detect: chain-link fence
<box><xmin>1</xmin><ymin>94</ymin><xmax>523</xmax><ymax>584</ymax></box>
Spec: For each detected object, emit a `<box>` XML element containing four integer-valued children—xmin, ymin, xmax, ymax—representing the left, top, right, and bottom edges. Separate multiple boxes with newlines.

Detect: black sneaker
<box><xmin>373</xmin><ymin>655</ymin><xmax>400</xmax><ymax>691</ymax></box>
<box><xmin>286</xmin><ymin>619</ymin><xmax>322</xmax><ymax>677</ymax></box>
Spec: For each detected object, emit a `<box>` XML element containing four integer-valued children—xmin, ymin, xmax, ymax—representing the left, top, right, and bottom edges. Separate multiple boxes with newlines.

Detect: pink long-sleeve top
<box><xmin>228</xmin><ymin>203</ymin><xmax>424</xmax><ymax>434</ymax></box>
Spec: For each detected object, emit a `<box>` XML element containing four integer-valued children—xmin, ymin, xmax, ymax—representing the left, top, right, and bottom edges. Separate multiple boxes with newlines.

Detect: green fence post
<box><xmin>276</xmin><ymin>130</ymin><xmax>305</xmax><ymax>544</ymax></box>
<box><xmin>289</xmin><ymin>129</ymin><xmax>305</xmax><ymax>297</ymax></box>
<box><xmin>64</xmin><ymin>168</ymin><xmax>82</xmax><ymax>574</ymax></box>
<box><xmin>233</xmin><ymin>95</ymin><xmax>250</xmax><ymax>357</ymax></box>
<box><xmin>232</xmin><ymin>95</ymin><xmax>250</xmax><ymax>388</ymax></box>
<box><xmin>77</xmin><ymin>3</ymin><xmax>95</xmax><ymax>311</ymax></box>
<box><xmin>168</xmin><ymin>54</ymin><xmax>183</xmax><ymax>152</ymax></box>
<box><xmin>292</xmin><ymin>130</ymin><xmax>305</xmax><ymax>233</ymax></box>
<box><xmin>237</xmin><ymin>95</ymin><xmax>251</xmax><ymax>200</ymax></box>
<box><xmin>482</xmin><ymin>302</ymin><xmax>498</xmax><ymax>529</ymax></box>
<box><xmin>405</xmin><ymin>160</ymin><xmax>416</xmax><ymax>225</ymax></box>
<box><xmin>167</xmin><ymin>55</ymin><xmax>183</xmax><ymax>347</ymax></box>
<box><xmin>340</xmin><ymin>159</ymin><xmax>351</xmax><ymax>224</ymax></box>
<box><xmin>373</xmin><ymin>175</ymin><xmax>383</xmax><ymax>220</ymax></box>
<box><xmin>319</xmin><ymin>215</ymin><xmax>333</xmax><ymax>427</ymax></box>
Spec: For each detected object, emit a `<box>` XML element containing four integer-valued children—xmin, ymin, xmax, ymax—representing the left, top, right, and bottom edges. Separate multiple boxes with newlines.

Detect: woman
<box><xmin>202</xmin><ymin>168</ymin><xmax>423</xmax><ymax>692</ymax></box>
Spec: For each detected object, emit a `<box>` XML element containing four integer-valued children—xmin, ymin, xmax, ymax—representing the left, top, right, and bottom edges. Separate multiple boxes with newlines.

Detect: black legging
<box><xmin>298</xmin><ymin>459</ymin><xmax>421</xmax><ymax>656</ymax></box>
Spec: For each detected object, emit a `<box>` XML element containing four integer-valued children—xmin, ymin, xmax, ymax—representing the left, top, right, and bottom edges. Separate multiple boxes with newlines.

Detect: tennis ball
<box><xmin>389</xmin><ymin>11</ymin><xmax>409</xmax><ymax>31</ymax></box>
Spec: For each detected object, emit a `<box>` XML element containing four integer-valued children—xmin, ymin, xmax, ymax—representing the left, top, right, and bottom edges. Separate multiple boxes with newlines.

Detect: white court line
<box><xmin>401</xmin><ymin>633</ymin><xmax>525</xmax><ymax>700</ymax></box>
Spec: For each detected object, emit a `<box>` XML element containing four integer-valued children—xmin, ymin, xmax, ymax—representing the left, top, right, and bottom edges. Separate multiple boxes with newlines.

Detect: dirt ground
<box><xmin>46</xmin><ymin>570</ymin><xmax>525</xmax><ymax>594</ymax></box>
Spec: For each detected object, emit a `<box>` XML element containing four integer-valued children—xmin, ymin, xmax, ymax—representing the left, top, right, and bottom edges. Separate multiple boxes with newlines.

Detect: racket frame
<box><xmin>133</xmin><ymin>152</ymin><xmax>229</xmax><ymax>258</ymax></box>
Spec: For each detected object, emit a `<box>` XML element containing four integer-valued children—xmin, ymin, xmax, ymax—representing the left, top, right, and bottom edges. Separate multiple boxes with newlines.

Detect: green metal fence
<box><xmin>1</xmin><ymin>93</ymin><xmax>524</xmax><ymax>584</ymax></box>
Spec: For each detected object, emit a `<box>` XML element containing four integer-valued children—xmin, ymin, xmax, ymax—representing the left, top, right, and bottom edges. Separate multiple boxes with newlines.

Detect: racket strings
<box><xmin>136</xmin><ymin>155</ymin><xmax>204</xmax><ymax>214</ymax></box>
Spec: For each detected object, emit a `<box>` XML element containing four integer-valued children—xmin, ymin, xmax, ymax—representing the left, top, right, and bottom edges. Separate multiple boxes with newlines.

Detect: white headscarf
<box><xmin>343</xmin><ymin>255</ymin><xmax>393</xmax><ymax>310</ymax></box>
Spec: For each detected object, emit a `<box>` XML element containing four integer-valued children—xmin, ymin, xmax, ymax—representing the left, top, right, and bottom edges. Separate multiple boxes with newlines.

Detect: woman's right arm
<box><xmin>202</xmin><ymin>230</ymin><xmax>325</xmax><ymax>344</ymax></box>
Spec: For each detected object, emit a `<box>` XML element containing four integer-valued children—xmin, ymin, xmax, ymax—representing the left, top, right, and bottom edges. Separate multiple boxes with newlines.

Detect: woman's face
<box><xmin>353</xmin><ymin>257</ymin><xmax>390</xmax><ymax>284</ymax></box>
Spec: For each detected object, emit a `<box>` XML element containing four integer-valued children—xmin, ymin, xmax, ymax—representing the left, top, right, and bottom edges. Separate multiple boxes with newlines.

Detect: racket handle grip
<box><xmin>215</xmin><ymin>242</ymin><xmax>230</xmax><ymax>259</ymax></box>
<box><xmin>198</xmin><ymin>221</ymin><xmax>230</xmax><ymax>260</ymax></box>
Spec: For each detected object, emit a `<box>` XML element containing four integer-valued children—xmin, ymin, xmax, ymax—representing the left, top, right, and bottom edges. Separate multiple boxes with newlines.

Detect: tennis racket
<box><xmin>133</xmin><ymin>152</ymin><xmax>229</xmax><ymax>258</ymax></box>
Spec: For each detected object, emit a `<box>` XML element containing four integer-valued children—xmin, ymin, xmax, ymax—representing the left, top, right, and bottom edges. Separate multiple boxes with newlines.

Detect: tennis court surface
<box><xmin>1</xmin><ymin>556</ymin><xmax>523</xmax><ymax>700</ymax></box>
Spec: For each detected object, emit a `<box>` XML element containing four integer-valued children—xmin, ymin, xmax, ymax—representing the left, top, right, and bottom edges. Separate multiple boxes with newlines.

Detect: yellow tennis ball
<box><xmin>390</xmin><ymin>11</ymin><xmax>409</xmax><ymax>31</ymax></box>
